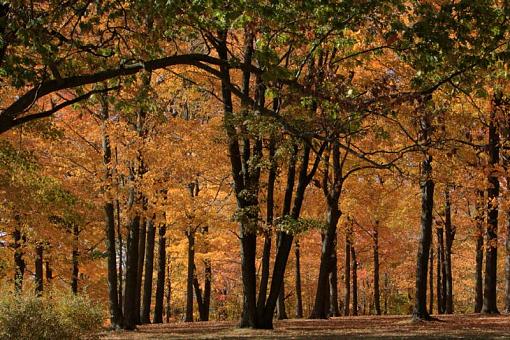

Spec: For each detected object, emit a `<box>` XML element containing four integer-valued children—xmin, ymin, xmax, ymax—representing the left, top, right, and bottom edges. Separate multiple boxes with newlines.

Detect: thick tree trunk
<box><xmin>352</xmin><ymin>245</ymin><xmax>358</xmax><ymax>316</ymax></box>
<box><xmin>141</xmin><ymin>219</ymin><xmax>156</xmax><ymax>324</ymax></box>
<box><xmin>185</xmin><ymin>229</ymin><xmax>195</xmax><ymax>322</ymax></box>
<box><xmin>482</xmin><ymin>107</ymin><xmax>500</xmax><ymax>314</ymax></box>
<box><xmin>295</xmin><ymin>239</ymin><xmax>304</xmax><ymax>318</ymax></box>
<box><xmin>344</xmin><ymin>224</ymin><xmax>352</xmax><ymax>316</ymax></box>
<box><xmin>71</xmin><ymin>223</ymin><xmax>79</xmax><ymax>295</ymax></box>
<box><xmin>412</xmin><ymin>152</ymin><xmax>434</xmax><ymax>320</ymax></box>
<box><xmin>373</xmin><ymin>221</ymin><xmax>381</xmax><ymax>315</ymax></box>
<box><xmin>329</xmin><ymin>239</ymin><xmax>340</xmax><ymax>316</ymax></box>
<box><xmin>35</xmin><ymin>243</ymin><xmax>43</xmax><ymax>295</ymax></box>
<box><xmin>123</xmin><ymin>214</ymin><xmax>140</xmax><ymax>330</ymax></box>
<box><xmin>444</xmin><ymin>187</ymin><xmax>455</xmax><ymax>314</ymax></box>
<box><xmin>154</xmin><ymin>224</ymin><xmax>166</xmax><ymax>323</ymax></box>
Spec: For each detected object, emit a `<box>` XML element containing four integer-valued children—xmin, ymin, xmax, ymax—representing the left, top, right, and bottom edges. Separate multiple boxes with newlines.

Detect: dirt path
<box><xmin>100</xmin><ymin>314</ymin><xmax>510</xmax><ymax>339</ymax></box>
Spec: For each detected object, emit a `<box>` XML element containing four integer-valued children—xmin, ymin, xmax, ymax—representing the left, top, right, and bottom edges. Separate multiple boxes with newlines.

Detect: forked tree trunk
<box><xmin>154</xmin><ymin>224</ymin><xmax>166</xmax><ymax>323</ymax></box>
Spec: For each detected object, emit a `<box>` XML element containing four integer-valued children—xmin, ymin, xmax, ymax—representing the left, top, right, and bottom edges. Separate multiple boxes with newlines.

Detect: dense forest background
<box><xmin>1</xmin><ymin>0</ymin><xmax>510</xmax><ymax>334</ymax></box>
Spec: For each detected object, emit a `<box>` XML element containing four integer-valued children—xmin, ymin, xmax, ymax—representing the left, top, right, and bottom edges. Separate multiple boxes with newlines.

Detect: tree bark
<box><xmin>100</xmin><ymin>93</ymin><xmax>123</xmax><ymax>328</ymax></box>
<box><xmin>444</xmin><ymin>186</ymin><xmax>455</xmax><ymax>314</ymax></box>
<box><xmin>71</xmin><ymin>222</ymin><xmax>80</xmax><ymax>295</ymax></box>
<box><xmin>13</xmin><ymin>217</ymin><xmax>26</xmax><ymax>293</ymax></box>
<box><xmin>135</xmin><ymin>220</ymin><xmax>146</xmax><ymax>324</ymax></box>
<box><xmin>116</xmin><ymin>199</ymin><xmax>124</xmax><ymax>312</ymax></box>
<box><xmin>412</xmin><ymin>107</ymin><xmax>434</xmax><ymax>321</ymax></box>
<box><xmin>295</xmin><ymin>239</ymin><xmax>304</xmax><ymax>318</ymax></box>
<box><xmin>436</xmin><ymin>235</ymin><xmax>443</xmax><ymax>314</ymax></box>
<box><xmin>482</xmin><ymin>104</ymin><xmax>500</xmax><ymax>314</ymax></box>
<box><xmin>329</xmin><ymin>239</ymin><xmax>340</xmax><ymax>316</ymax></box>
<box><xmin>344</xmin><ymin>223</ymin><xmax>352</xmax><ymax>316</ymax></box>
<box><xmin>185</xmin><ymin>229</ymin><xmax>195</xmax><ymax>322</ymax></box>
<box><xmin>352</xmin><ymin>245</ymin><xmax>358</xmax><ymax>316</ymax></box>
<box><xmin>505</xmin><ymin>179</ymin><xmax>510</xmax><ymax>313</ymax></box>
<box><xmin>123</xmin><ymin>213</ymin><xmax>140</xmax><ymax>330</ymax></box>
<box><xmin>373</xmin><ymin>221</ymin><xmax>381</xmax><ymax>315</ymax></box>
<box><xmin>141</xmin><ymin>219</ymin><xmax>156</xmax><ymax>324</ymax></box>
<box><xmin>428</xmin><ymin>243</ymin><xmax>434</xmax><ymax>315</ymax></box>
<box><xmin>45</xmin><ymin>259</ymin><xmax>52</xmax><ymax>284</ymax></box>
<box><xmin>35</xmin><ymin>243</ymin><xmax>43</xmax><ymax>295</ymax></box>
<box><xmin>165</xmin><ymin>260</ymin><xmax>171</xmax><ymax>323</ymax></box>
<box><xmin>154</xmin><ymin>224</ymin><xmax>166</xmax><ymax>323</ymax></box>
<box><xmin>475</xmin><ymin>190</ymin><xmax>485</xmax><ymax>313</ymax></box>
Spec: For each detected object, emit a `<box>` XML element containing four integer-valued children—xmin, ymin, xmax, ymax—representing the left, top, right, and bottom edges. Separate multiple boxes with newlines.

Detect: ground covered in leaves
<box><xmin>100</xmin><ymin>314</ymin><xmax>510</xmax><ymax>339</ymax></box>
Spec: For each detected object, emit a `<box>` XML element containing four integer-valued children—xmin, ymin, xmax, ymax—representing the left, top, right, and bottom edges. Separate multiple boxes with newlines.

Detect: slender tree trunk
<box><xmin>141</xmin><ymin>219</ymin><xmax>156</xmax><ymax>324</ymax></box>
<box><xmin>352</xmin><ymin>245</ymin><xmax>358</xmax><ymax>316</ymax></box>
<box><xmin>344</xmin><ymin>224</ymin><xmax>352</xmax><ymax>316</ymax></box>
<box><xmin>482</xmin><ymin>106</ymin><xmax>500</xmax><ymax>315</ymax></box>
<box><xmin>165</xmin><ymin>260</ymin><xmax>171</xmax><ymax>323</ymax></box>
<box><xmin>135</xmin><ymin>220</ymin><xmax>146</xmax><ymax>324</ymax></box>
<box><xmin>100</xmin><ymin>93</ymin><xmax>123</xmax><ymax>328</ymax></box>
<box><xmin>295</xmin><ymin>239</ymin><xmax>304</xmax><ymax>318</ymax></box>
<box><xmin>154</xmin><ymin>224</ymin><xmax>166</xmax><ymax>323</ymax></box>
<box><xmin>203</xmin><ymin>259</ymin><xmax>212</xmax><ymax>321</ymax></box>
<box><xmin>383</xmin><ymin>273</ymin><xmax>389</xmax><ymax>315</ymax></box>
<box><xmin>475</xmin><ymin>190</ymin><xmax>485</xmax><ymax>313</ymax></box>
<box><xmin>444</xmin><ymin>186</ymin><xmax>455</xmax><ymax>314</ymax></box>
<box><xmin>123</xmin><ymin>214</ymin><xmax>140</xmax><ymax>330</ymax></box>
<box><xmin>185</xmin><ymin>229</ymin><xmax>195</xmax><ymax>322</ymax></box>
<box><xmin>428</xmin><ymin>244</ymin><xmax>434</xmax><ymax>315</ymax></box>
<box><xmin>436</xmin><ymin>237</ymin><xmax>443</xmax><ymax>314</ymax></box>
<box><xmin>116</xmin><ymin>199</ymin><xmax>124</xmax><ymax>313</ymax></box>
<box><xmin>35</xmin><ymin>243</ymin><xmax>43</xmax><ymax>295</ymax></box>
<box><xmin>71</xmin><ymin>223</ymin><xmax>79</xmax><ymax>295</ymax></box>
<box><xmin>276</xmin><ymin>235</ymin><xmax>288</xmax><ymax>320</ymax></box>
<box><xmin>373</xmin><ymin>221</ymin><xmax>381</xmax><ymax>315</ymax></box>
<box><xmin>505</xmin><ymin>178</ymin><xmax>510</xmax><ymax>313</ymax></box>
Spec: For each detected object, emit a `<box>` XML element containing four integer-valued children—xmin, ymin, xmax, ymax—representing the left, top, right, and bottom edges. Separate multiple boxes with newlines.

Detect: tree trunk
<box><xmin>428</xmin><ymin>243</ymin><xmax>434</xmax><ymax>315</ymax></box>
<box><xmin>141</xmin><ymin>219</ymin><xmax>156</xmax><ymax>324</ymax></box>
<box><xmin>412</xmin><ymin>153</ymin><xmax>434</xmax><ymax>320</ymax></box>
<box><xmin>444</xmin><ymin>186</ymin><xmax>455</xmax><ymax>314</ymax></box>
<box><xmin>276</xmin><ymin>235</ymin><xmax>288</xmax><ymax>320</ymax></box>
<box><xmin>123</xmin><ymin>214</ymin><xmax>140</xmax><ymax>330</ymax></box>
<box><xmin>344</xmin><ymin>224</ymin><xmax>352</xmax><ymax>316</ymax></box>
<box><xmin>185</xmin><ymin>229</ymin><xmax>195</xmax><ymax>322</ymax></box>
<box><xmin>203</xmin><ymin>259</ymin><xmax>212</xmax><ymax>321</ymax></box>
<box><xmin>116</xmin><ymin>199</ymin><xmax>124</xmax><ymax>313</ymax></box>
<box><xmin>165</xmin><ymin>260</ymin><xmax>171</xmax><ymax>323</ymax></box>
<box><xmin>373</xmin><ymin>221</ymin><xmax>381</xmax><ymax>315</ymax></box>
<box><xmin>329</xmin><ymin>239</ymin><xmax>340</xmax><ymax>316</ymax></box>
<box><xmin>482</xmin><ymin>105</ymin><xmax>500</xmax><ymax>315</ymax></box>
<box><xmin>436</xmin><ymin>237</ymin><xmax>443</xmax><ymax>314</ymax></box>
<box><xmin>505</xmin><ymin>179</ymin><xmax>510</xmax><ymax>313</ymax></box>
<box><xmin>352</xmin><ymin>245</ymin><xmax>358</xmax><ymax>316</ymax></box>
<box><xmin>295</xmin><ymin>239</ymin><xmax>304</xmax><ymax>318</ymax></box>
<box><xmin>71</xmin><ymin>223</ymin><xmax>79</xmax><ymax>295</ymax></box>
<box><xmin>35</xmin><ymin>243</ymin><xmax>43</xmax><ymax>295</ymax></box>
<box><xmin>100</xmin><ymin>93</ymin><xmax>123</xmax><ymax>329</ymax></box>
<box><xmin>154</xmin><ymin>224</ymin><xmax>166</xmax><ymax>323</ymax></box>
<box><xmin>135</xmin><ymin>220</ymin><xmax>146</xmax><ymax>324</ymax></box>
<box><xmin>475</xmin><ymin>190</ymin><xmax>484</xmax><ymax>313</ymax></box>
<box><xmin>45</xmin><ymin>259</ymin><xmax>52</xmax><ymax>284</ymax></box>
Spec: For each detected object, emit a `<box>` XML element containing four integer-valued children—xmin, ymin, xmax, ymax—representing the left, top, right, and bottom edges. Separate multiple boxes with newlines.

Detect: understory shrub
<box><xmin>0</xmin><ymin>290</ymin><xmax>103</xmax><ymax>340</ymax></box>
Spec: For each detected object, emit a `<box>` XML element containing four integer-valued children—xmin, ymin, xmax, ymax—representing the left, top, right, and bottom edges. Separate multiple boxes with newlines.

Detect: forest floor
<box><xmin>100</xmin><ymin>314</ymin><xmax>510</xmax><ymax>339</ymax></box>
